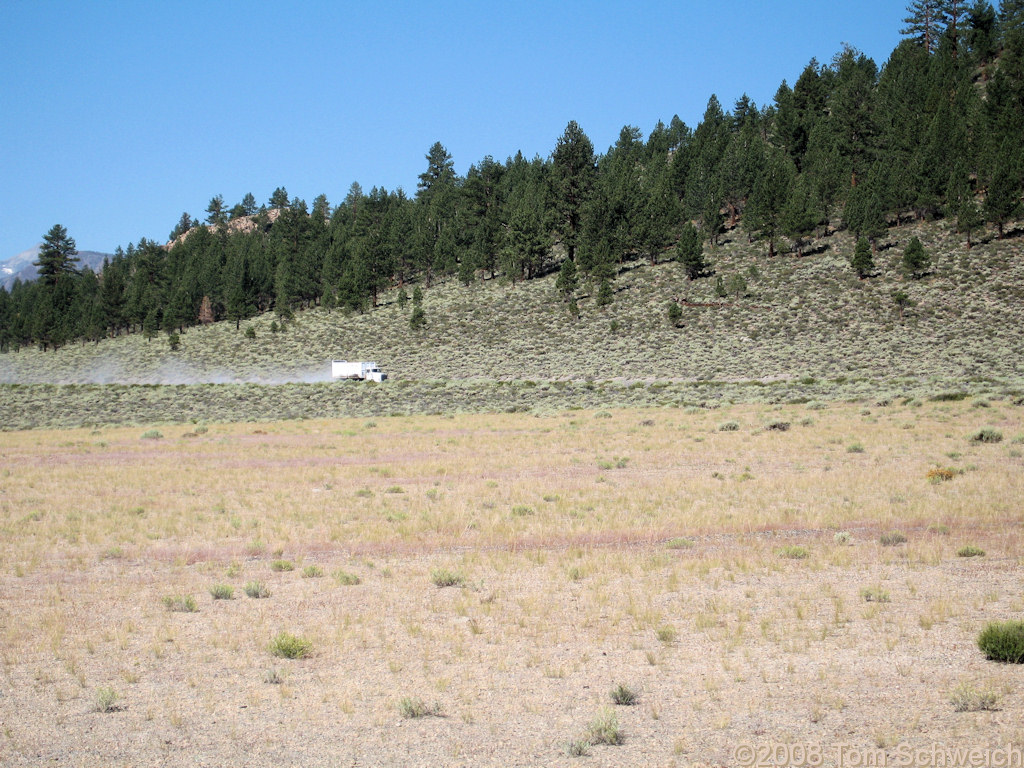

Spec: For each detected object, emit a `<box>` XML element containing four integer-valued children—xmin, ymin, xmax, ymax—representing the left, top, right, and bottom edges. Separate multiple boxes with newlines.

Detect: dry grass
<box><xmin>0</xmin><ymin>401</ymin><xmax>1021</xmax><ymax>766</ymax></box>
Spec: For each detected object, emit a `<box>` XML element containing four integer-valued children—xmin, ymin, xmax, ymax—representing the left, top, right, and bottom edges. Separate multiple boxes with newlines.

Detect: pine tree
<box><xmin>902</xmin><ymin>0</ymin><xmax>944</xmax><ymax>52</ymax></box>
<box><xmin>902</xmin><ymin>235</ymin><xmax>932</xmax><ymax>277</ymax></box>
<box><xmin>34</xmin><ymin>225</ymin><xmax>80</xmax><ymax>286</ymax></box>
<box><xmin>850</xmin><ymin>236</ymin><xmax>876</xmax><ymax>278</ymax></box>
<box><xmin>555</xmin><ymin>257</ymin><xmax>578</xmax><ymax>301</ymax></box>
<box><xmin>550</xmin><ymin>120</ymin><xmax>596</xmax><ymax>264</ymax></box>
<box><xmin>676</xmin><ymin>222</ymin><xmax>708</xmax><ymax>279</ymax></box>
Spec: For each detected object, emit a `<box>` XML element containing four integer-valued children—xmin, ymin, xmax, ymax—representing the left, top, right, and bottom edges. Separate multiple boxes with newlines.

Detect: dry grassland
<box><xmin>1</xmin><ymin>401</ymin><xmax>1022</xmax><ymax>766</ymax></box>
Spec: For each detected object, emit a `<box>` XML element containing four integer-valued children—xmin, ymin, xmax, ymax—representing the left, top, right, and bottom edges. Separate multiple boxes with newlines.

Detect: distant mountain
<box><xmin>1</xmin><ymin>246</ymin><xmax>113</xmax><ymax>290</ymax></box>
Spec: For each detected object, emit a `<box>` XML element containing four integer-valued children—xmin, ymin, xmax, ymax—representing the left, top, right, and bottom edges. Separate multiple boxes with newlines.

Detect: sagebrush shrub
<box><xmin>977</xmin><ymin>621</ymin><xmax>1024</xmax><ymax>663</ymax></box>
<box><xmin>268</xmin><ymin>632</ymin><xmax>312</xmax><ymax>659</ymax></box>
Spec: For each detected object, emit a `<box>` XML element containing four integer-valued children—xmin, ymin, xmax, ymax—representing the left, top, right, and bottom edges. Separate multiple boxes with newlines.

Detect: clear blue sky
<box><xmin>0</xmin><ymin>0</ymin><xmax>905</xmax><ymax>260</ymax></box>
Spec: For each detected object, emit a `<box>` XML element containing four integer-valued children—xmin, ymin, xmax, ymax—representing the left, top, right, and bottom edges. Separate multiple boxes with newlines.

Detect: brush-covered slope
<box><xmin>2</xmin><ymin>221</ymin><xmax>1022</xmax><ymax>386</ymax></box>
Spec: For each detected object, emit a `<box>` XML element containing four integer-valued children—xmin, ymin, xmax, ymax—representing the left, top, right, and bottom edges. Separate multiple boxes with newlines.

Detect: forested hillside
<box><xmin>1</xmin><ymin>0</ymin><xmax>1022</xmax><ymax>353</ymax></box>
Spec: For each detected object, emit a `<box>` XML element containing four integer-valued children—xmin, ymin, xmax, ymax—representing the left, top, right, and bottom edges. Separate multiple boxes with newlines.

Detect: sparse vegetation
<box><xmin>778</xmin><ymin>545</ymin><xmax>809</xmax><ymax>559</ymax></box>
<box><xmin>430</xmin><ymin>568</ymin><xmax>465</xmax><ymax>588</ymax></box>
<box><xmin>977</xmin><ymin>621</ymin><xmax>1024</xmax><ymax>663</ymax></box>
<box><xmin>969</xmin><ymin>428</ymin><xmax>1003</xmax><ymax>444</ymax></box>
<box><xmin>95</xmin><ymin>686</ymin><xmax>119</xmax><ymax>713</ymax></box>
<box><xmin>610</xmin><ymin>683</ymin><xmax>638</xmax><ymax>706</ymax></box>
<box><xmin>268</xmin><ymin>632</ymin><xmax>312</xmax><ymax>659</ymax></box>
<box><xmin>333</xmin><ymin>570</ymin><xmax>361</xmax><ymax>586</ymax></box>
<box><xmin>244</xmin><ymin>581</ymin><xmax>271</xmax><ymax>599</ymax></box>
<box><xmin>879</xmin><ymin>531</ymin><xmax>907</xmax><ymax>547</ymax></box>
<box><xmin>586</xmin><ymin>707</ymin><xmax>624</xmax><ymax>745</ymax></box>
<box><xmin>950</xmin><ymin>682</ymin><xmax>1000</xmax><ymax>712</ymax></box>
<box><xmin>209</xmin><ymin>584</ymin><xmax>234</xmax><ymax>600</ymax></box>
<box><xmin>956</xmin><ymin>545</ymin><xmax>985</xmax><ymax>558</ymax></box>
<box><xmin>162</xmin><ymin>595</ymin><xmax>198</xmax><ymax>613</ymax></box>
<box><xmin>860</xmin><ymin>585</ymin><xmax>891</xmax><ymax>603</ymax></box>
<box><xmin>398</xmin><ymin>697</ymin><xmax>441</xmax><ymax>719</ymax></box>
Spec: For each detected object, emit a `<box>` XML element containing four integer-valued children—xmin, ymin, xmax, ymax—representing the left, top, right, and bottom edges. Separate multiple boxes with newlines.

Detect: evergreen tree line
<box><xmin>2</xmin><ymin>0</ymin><xmax>1023</xmax><ymax>352</ymax></box>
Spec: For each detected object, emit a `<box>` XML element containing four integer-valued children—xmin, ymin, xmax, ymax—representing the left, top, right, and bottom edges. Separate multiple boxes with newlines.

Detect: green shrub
<box><xmin>268</xmin><ymin>632</ymin><xmax>312</xmax><ymax>659</ymax></box>
<box><xmin>209</xmin><ymin>584</ymin><xmax>234</xmax><ymax>600</ymax></box>
<box><xmin>778</xmin><ymin>545</ymin><xmax>809</xmax><ymax>559</ymax></box>
<box><xmin>666</xmin><ymin>537</ymin><xmax>693</xmax><ymax>550</ymax></box>
<box><xmin>398</xmin><ymin>697</ymin><xmax>441</xmax><ymax>718</ymax></box>
<box><xmin>977</xmin><ymin>621</ymin><xmax>1024</xmax><ymax>663</ymax></box>
<box><xmin>610</xmin><ymin>683</ymin><xmax>638</xmax><ymax>706</ymax></box>
<box><xmin>301</xmin><ymin>565</ymin><xmax>324</xmax><ymax>578</ymax></box>
<box><xmin>950</xmin><ymin>682</ymin><xmax>1000</xmax><ymax>711</ymax></box>
<box><xmin>586</xmin><ymin>707</ymin><xmax>624</xmax><ymax>745</ymax></box>
<box><xmin>333</xmin><ymin>570</ymin><xmax>361</xmax><ymax>586</ymax></box>
<box><xmin>847</xmin><ymin>442</ymin><xmax>865</xmax><ymax>453</ymax></box>
<box><xmin>956</xmin><ymin>545</ymin><xmax>985</xmax><ymax>558</ymax></box>
<box><xmin>141</xmin><ymin>429</ymin><xmax>163</xmax><ymax>440</ymax></box>
<box><xmin>244</xmin><ymin>581</ymin><xmax>270</xmax><ymax>598</ymax></box>
<box><xmin>431</xmin><ymin>568</ymin><xmax>465</xmax><ymax>588</ymax></box>
<box><xmin>95</xmin><ymin>686</ymin><xmax>119</xmax><ymax>712</ymax></box>
<box><xmin>162</xmin><ymin>594</ymin><xmax>198</xmax><ymax>612</ymax></box>
<box><xmin>969</xmin><ymin>428</ymin><xmax>1003</xmax><ymax>444</ymax></box>
<box><xmin>879</xmin><ymin>531</ymin><xmax>907</xmax><ymax>546</ymax></box>
<box><xmin>655</xmin><ymin>625</ymin><xmax>677</xmax><ymax>644</ymax></box>
<box><xmin>270</xmin><ymin>559</ymin><xmax>294</xmax><ymax>572</ymax></box>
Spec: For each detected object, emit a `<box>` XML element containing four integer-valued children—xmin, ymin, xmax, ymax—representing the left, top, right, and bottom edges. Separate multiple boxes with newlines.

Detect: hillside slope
<box><xmin>1</xmin><ymin>220</ymin><xmax>1022</xmax><ymax>428</ymax></box>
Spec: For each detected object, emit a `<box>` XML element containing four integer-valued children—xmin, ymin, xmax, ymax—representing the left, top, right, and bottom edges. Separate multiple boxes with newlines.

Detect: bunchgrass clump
<box><xmin>977</xmin><ymin>621</ymin><xmax>1024</xmax><ymax>663</ymax></box>
<box><xmin>586</xmin><ymin>707</ymin><xmax>624</xmax><ymax>745</ymax></box>
<box><xmin>333</xmin><ymin>569</ymin><xmax>361</xmax><ymax>586</ymax></box>
<box><xmin>665</xmin><ymin>537</ymin><xmax>693</xmax><ymax>549</ymax></box>
<box><xmin>969</xmin><ymin>428</ymin><xmax>1003</xmax><ymax>444</ymax></box>
<box><xmin>162</xmin><ymin>594</ymin><xmax>198</xmax><ymax>613</ymax></box>
<box><xmin>268</xmin><ymin>631</ymin><xmax>312</xmax><ymax>659</ymax></box>
<box><xmin>398</xmin><ymin>697</ymin><xmax>441</xmax><ymax>718</ymax></box>
<box><xmin>861</xmin><ymin>585</ymin><xmax>891</xmax><ymax>603</ymax></box>
<box><xmin>950</xmin><ymin>682</ymin><xmax>1000</xmax><ymax>712</ymax></box>
<box><xmin>95</xmin><ymin>686</ymin><xmax>119</xmax><ymax>713</ymax></box>
<box><xmin>566</xmin><ymin>738</ymin><xmax>591</xmax><ymax>757</ymax></box>
<box><xmin>778</xmin><ymin>545</ymin><xmax>809</xmax><ymax>559</ymax></box>
<box><xmin>610</xmin><ymin>683</ymin><xmax>638</xmax><ymax>706</ymax></box>
<box><xmin>956</xmin><ymin>545</ymin><xmax>985</xmax><ymax>558</ymax></box>
<box><xmin>244</xmin><ymin>581</ymin><xmax>271</xmax><ymax>599</ymax></box>
<box><xmin>430</xmin><ymin>568</ymin><xmax>466</xmax><ymax>588</ymax></box>
<box><xmin>140</xmin><ymin>429</ymin><xmax>163</xmax><ymax>440</ymax></box>
<box><xmin>209</xmin><ymin>584</ymin><xmax>234</xmax><ymax>600</ymax></box>
<box><xmin>655</xmin><ymin>625</ymin><xmax>677</xmax><ymax>644</ymax></box>
<box><xmin>270</xmin><ymin>559</ymin><xmax>294</xmax><ymax>572</ymax></box>
<box><xmin>879</xmin><ymin>530</ymin><xmax>907</xmax><ymax>546</ymax></box>
<box><xmin>301</xmin><ymin>564</ymin><xmax>324</xmax><ymax>578</ymax></box>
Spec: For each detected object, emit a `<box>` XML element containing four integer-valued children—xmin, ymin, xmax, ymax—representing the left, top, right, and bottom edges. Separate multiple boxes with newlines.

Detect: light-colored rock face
<box><xmin>167</xmin><ymin>206</ymin><xmax>285</xmax><ymax>248</ymax></box>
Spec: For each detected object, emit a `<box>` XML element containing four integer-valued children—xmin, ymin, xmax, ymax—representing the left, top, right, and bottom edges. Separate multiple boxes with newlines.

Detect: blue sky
<box><xmin>0</xmin><ymin>1</ymin><xmax>904</xmax><ymax>260</ymax></box>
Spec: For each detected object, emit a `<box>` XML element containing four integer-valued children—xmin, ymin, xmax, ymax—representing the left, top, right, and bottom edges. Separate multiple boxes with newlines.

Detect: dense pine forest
<box><xmin>2</xmin><ymin>1</ymin><xmax>1023</xmax><ymax>353</ymax></box>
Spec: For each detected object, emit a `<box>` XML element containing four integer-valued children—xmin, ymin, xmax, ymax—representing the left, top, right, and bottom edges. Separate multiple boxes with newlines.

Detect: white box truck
<box><xmin>331</xmin><ymin>361</ymin><xmax>387</xmax><ymax>382</ymax></box>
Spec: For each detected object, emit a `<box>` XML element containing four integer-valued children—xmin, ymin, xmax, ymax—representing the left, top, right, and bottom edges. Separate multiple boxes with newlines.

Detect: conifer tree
<box><xmin>902</xmin><ymin>235</ymin><xmax>932</xmax><ymax>277</ymax></box>
<box><xmin>851</xmin><ymin>236</ymin><xmax>876</xmax><ymax>278</ymax></box>
<box><xmin>34</xmin><ymin>225</ymin><xmax>80</xmax><ymax>287</ymax></box>
<box><xmin>676</xmin><ymin>222</ymin><xmax>708</xmax><ymax>279</ymax></box>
